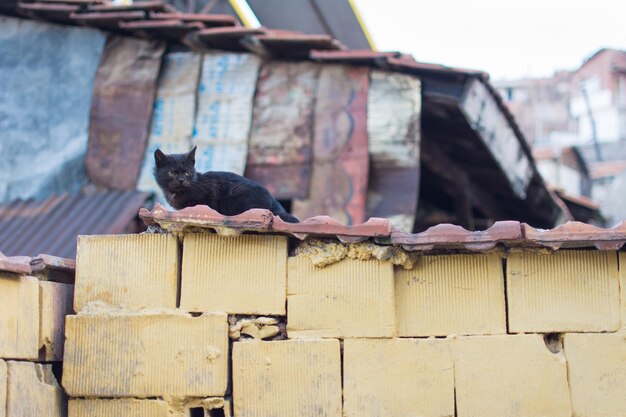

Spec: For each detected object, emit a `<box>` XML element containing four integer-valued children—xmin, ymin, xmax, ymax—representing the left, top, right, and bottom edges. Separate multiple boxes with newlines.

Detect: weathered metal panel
<box><xmin>85</xmin><ymin>36</ymin><xmax>166</xmax><ymax>190</ymax></box>
<box><xmin>0</xmin><ymin>16</ymin><xmax>105</xmax><ymax>203</ymax></box>
<box><xmin>193</xmin><ymin>52</ymin><xmax>260</xmax><ymax>174</ymax></box>
<box><xmin>137</xmin><ymin>52</ymin><xmax>202</xmax><ymax>203</ymax></box>
<box><xmin>366</xmin><ymin>70</ymin><xmax>421</xmax><ymax>232</ymax></box>
<box><xmin>293</xmin><ymin>65</ymin><xmax>369</xmax><ymax>225</ymax></box>
<box><xmin>459</xmin><ymin>78</ymin><xmax>532</xmax><ymax>198</ymax></box>
<box><xmin>245</xmin><ymin>61</ymin><xmax>320</xmax><ymax>199</ymax></box>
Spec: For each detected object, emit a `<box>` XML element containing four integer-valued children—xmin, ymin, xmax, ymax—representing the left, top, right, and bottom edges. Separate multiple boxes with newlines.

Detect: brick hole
<box><xmin>543</xmin><ymin>333</ymin><xmax>563</xmax><ymax>354</ymax></box>
<box><xmin>189</xmin><ymin>407</ymin><xmax>204</xmax><ymax>417</ymax></box>
<box><xmin>208</xmin><ymin>409</ymin><xmax>226</xmax><ymax>417</ymax></box>
<box><xmin>190</xmin><ymin>312</ymin><xmax>203</xmax><ymax>317</ymax></box>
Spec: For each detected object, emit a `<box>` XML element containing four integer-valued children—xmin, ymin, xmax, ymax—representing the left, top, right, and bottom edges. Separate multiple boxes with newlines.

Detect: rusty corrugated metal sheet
<box><xmin>85</xmin><ymin>35</ymin><xmax>165</xmax><ymax>190</ymax></box>
<box><xmin>137</xmin><ymin>52</ymin><xmax>201</xmax><ymax>204</ymax></box>
<box><xmin>193</xmin><ymin>52</ymin><xmax>260</xmax><ymax>175</ymax></box>
<box><xmin>366</xmin><ymin>70</ymin><xmax>421</xmax><ymax>232</ymax></box>
<box><xmin>293</xmin><ymin>64</ymin><xmax>369</xmax><ymax>225</ymax></box>
<box><xmin>0</xmin><ymin>191</ymin><xmax>150</xmax><ymax>259</ymax></box>
<box><xmin>246</xmin><ymin>61</ymin><xmax>320</xmax><ymax>199</ymax></box>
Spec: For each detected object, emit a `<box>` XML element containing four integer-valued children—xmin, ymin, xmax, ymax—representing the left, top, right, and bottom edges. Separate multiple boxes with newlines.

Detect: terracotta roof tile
<box><xmin>310</xmin><ymin>49</ymin><xmax>398</xmax><ymax>65</ymax></box>
<box><xmin>0</xmin><ymin>252</ymin><xmax>32</xmax><ymax>275</ymax></box>
<box><xmin>119</xmin><ymin>19</ymin><xmax>204</xmax><ymax>39</ymax></box>
<box><xmin>139</xmin><ymin>203</ymin><xmax>273</xmax><ymax>233</ymax></box>
<box><xmin>253</xmin><ymin>32</ymin><xmax>345</xmax><ymax>58</ymax></box>
<box><xmin>86</xmin><ymin>0</ymin><xmax>171</xmax><ymax>12</ymax></box>
<box><xmin>30</xmin><ymin>254</ymin><xmax>76</xmax><ymax>274</ymax></box>
<box><xmin>522</xmin><ymin>221</ymin><xmax>626</xmax><ymax>250</ymax></box>
<box><xmin>148</xmin><ymin>12</ymin><xmax>237</xmax><ymax>26</ymax></box>
<box><xmin>271</xmin><ymin>214</ymin><xmax>392</xmax><ymax>243</ymax></box>
<box><xmin>194</xmin><ymin>26</ymin><xmax>266</xmax><ymax>51</ymax></box>
<box><xmin>17</xmin><ymin>2</ymin><xmax>80</xmax><ymax>21</ymax></box>
<box><xmin>391</xmin><ymin>221</ymin><xmax>523</xmax><ymax>251</ymax></box>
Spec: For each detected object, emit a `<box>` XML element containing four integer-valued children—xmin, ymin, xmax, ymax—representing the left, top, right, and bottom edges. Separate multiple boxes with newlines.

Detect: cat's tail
<box><xmin>276</xmin><ymin>212</ymin><xmax>300</xmax><ymax>223</ymax></box>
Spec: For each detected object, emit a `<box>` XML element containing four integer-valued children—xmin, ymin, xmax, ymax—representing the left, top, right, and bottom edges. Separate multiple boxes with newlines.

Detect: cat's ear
<box><xmin>154</xmin><ymin>148</ymin><xmax>167</xmax><ymax>167</ymax></box>
<box><xmin>186</xmin><ymin>146</ymin><xmax>197</xmax><ymax>163</ymax></box>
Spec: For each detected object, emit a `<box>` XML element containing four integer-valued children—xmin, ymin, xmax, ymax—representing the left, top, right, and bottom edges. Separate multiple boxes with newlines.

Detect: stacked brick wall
<box><xmin>0</xmin><ymin>261</ymin><xmax>73</xmax><ymax>417</ymax></box>
<box><xmin>59</xmin><ymin>230</ymin><xmax>626</xmax><ymax>417</ymax></box>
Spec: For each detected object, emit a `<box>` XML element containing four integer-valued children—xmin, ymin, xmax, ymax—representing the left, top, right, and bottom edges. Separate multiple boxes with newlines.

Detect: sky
<box><xmin>353</xmin><ymin>0</ymin><xmax>626</xmax><ymax>80</ymax></box>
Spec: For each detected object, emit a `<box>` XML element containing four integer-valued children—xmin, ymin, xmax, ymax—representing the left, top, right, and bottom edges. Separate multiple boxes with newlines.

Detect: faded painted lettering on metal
<box><xmin>85</xmin><ymin>36</ymin><xmax>165</xmax><ymax>190</ymax></box>
<box><xmin>137</xmin><ymin>52</ymin><xmax>202</xmax><ymax>204</ymax></box>
<box><xmin>193</xmin><ymin>53</ymin><xmax>260</xmax><ymax>175</ymax></box>
<box><xmin>294</xmin><ymin>65</ymin><xmax>369</xmax><ymax>225</ymax></box>
<box><xmin>366</xmin><ymin>70</ymin><xmax>421</xmax><ymax>231</ymax></box>
<box><xmin>0</xmin><ymin>17</ymin><xmax>105</xmax><ymax>203</ymax></box>
<box><xmin>246</xmin><ymin>61</ymin><xmax>320</xmax><ymax>199</ymax></box>
<box><xmin>459</xmin><ymin>78</ymin><xmax>532</xmax><ymax>198</ymax></box>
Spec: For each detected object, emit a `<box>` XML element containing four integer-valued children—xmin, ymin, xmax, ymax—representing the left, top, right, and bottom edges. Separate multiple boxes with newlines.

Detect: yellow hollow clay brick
<box><xmin>455</xmin><ymin>334</ymin><xmax>571</xmax><ymax>417</ymax></box>
<box><xmin>564</xmin><ymin>332</ymin><xmax>626</xmax><ymax>417</ymax></box>
<box><xmin>181</xmin><ymin>233</ymin><xmax>287</xmax><ymax>314</ymax></box>
<box><xmin>619</xmin><ymin>252</ymin><xmax>626</xmax><ymax>324</ymax></box>
<box><xmin>395</xmin><ymin>254</ymin><xmax>506</xmax><ymax>336</ymax></box>
<box><xmin>39</xmin><ymin>281</ymin><xmax>73</xmax><ymax>362</ymax></box>
<box><xmin>233</xmin><ymin>339</ymin><xmax>342</xmax><ymax>417</ymax></box>
<box><xmin>507</xmin><ymin>250</ymin><xmax>620</xmax><ymax>333</ymax></box>
<box><xmin>287</xmin><ymin>257</ymin><xmax>395</xmax><ymax>338</ymax></box>
<box><xmin>62</xmin><ymin>312</ymin><xmax>228</xmax><ymax>398</ymax></box>
<box><xmin>0</xmin><ymin>273</ymin><xmax>39</xmax><ymax>360</ymax></box>
<box><xmin>74</xmin><ymin>234</ymin><xmax>179</xmax><ymax>312</ymax></box>
<box><xmin>343</xmin><ymin>338</ymin><xmax>454</xmax><ymax>417</ymax></box>
<box><xmin>0</xmin><ymin>360</ymin><xmax>6</xmax><ymax>417</ymax></box>
<box><xmin>69</xmin><ymin>399</ymin><xmax>171</xmax><ymax>417</ymax></box>
<box><xmin>5</xmin><ymin>361</ymin><xmax>66</xmax><ymax>417</ymax></box>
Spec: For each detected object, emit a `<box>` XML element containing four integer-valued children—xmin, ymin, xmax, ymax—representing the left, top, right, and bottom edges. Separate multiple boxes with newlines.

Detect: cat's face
<box><xmin>153</xmin><ymin>146</ymin><xmax>198</xmax><ymax>192</ymax></box>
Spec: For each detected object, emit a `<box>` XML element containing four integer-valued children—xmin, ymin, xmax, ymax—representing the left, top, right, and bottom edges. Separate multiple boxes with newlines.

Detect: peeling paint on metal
<box><xmin>193</xmin><ymin>52</ymin><xmax>260</xmax><ymax>175</ymax></box>
<box><xmin>85</xmin><ymin>35</ymin><xmax>165</xmax><ymax>190</ymax></box>
<box><xmin>293</xmin><ymin>65</ymin><xmax>370</xmax><ymax>225</ymax></box>
<box><xmin>246</xmin><ymin>61</ymin><xmax>320</xmax><ymax>199</ymax></box>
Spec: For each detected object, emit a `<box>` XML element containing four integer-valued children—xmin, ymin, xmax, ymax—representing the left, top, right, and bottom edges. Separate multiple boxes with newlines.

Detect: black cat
<box><xmin>153</xmin><ymin>146</ymin><xmax>299</xmax><ymax>223</ymax></box>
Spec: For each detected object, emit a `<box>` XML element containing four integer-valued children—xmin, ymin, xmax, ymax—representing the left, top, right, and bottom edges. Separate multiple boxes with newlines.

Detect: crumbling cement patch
<box><xmin>295</xmin><ymin>239</ymin><xmax>419</xmax><ymax>269</ymax></box>
<box><xmin>228</xmin><ymin>316</ymin><xmax>284</xmax><ymax>340</ymax></box>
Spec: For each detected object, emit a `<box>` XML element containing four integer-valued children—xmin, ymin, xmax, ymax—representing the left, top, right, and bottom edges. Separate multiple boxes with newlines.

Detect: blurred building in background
<box><xmin>496</xmin><ymin>48</ymin><xmax>626</xmax><ymax>225</ymax></box>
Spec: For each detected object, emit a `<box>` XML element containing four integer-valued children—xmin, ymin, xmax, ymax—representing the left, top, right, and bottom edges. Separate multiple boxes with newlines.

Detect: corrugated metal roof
<box><xmin>0</xmin><ymin>190</ymin><xmax>150</xmax><ymax>259</ymax></box>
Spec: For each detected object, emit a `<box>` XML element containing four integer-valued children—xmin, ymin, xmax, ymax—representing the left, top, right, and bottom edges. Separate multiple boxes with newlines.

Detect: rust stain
<box><xmin>85</xmin><ymin>35</ymin><xmax>165</xmax><ymax>190</ymax></box>
<box><xmin>246</xmin><ymin>61</ymin><xmax>319</xmax><ymax>199</ymax></box>
<box><xmin>293</xmin><ymin>65</ymin><xmax>369</xmax><ymax>225</ymax></box>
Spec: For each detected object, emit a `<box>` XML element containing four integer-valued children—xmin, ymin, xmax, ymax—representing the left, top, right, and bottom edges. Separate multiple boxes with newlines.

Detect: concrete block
<box><xmin>343</xmin><ymin>338</ymin><xmax>454</xmax><ymax>417</ymax></box>
<box><xmin>74</xmin><ymin>234</ymin><xmax>179</xmax><ymax>312</ymax></box>
<box><xmin>63</xmin><ymin>312</ymin><xmax>228</xmax><ymax>398</ymax></box>
<box><xmin>0</xmin><ymin>360</ymin><xmax>6</xmax><ymax>417</ymax></box>
<box><xmin>69</xmin><ymin>399</ymin><xmax>171</xmax><ymax>417</ymax></box>
<box><xmin>395</xmin><ymin>254</ymin><xmax>506</xmax><ymax>336</ymax></box>
<box><xmin>564</xmin><ymin>332</ymin><xmax>626</xmax><ymax>417</ymax></box>
<box><xmin>233</xmin><ymin>339</ymin><xmax>342</xmax><ymax>417</ymax></box>
<box><xmin>181</xmin><ymin>234</ymin><xmax>287</xmax><ymax>314</ymax></box>
<box><xmin>39</xmin><ymin>281</ymin><xmax>73</xmax><ymax>361</ymax></box>
<box><xmin>5</xmin><ymin>361</ymin><xmax>66</xmax><ymax>417</ymax></box>
<box><xmin>0</xmin><ymin>273</ymin><xmax>39</xmax><ymax>360</ymax></box>
<box><xmin>287</xmin><ymin>257</ymin><xmax>395</xmax><ymax>338</ymax></box>
<box><xmin>455</xmin><ymin>334</ymin><xmax>571</xmax><ymax>417</ymax></box>
<box><xmin>507</xmin><ymin>250</ymin><xmax>620</xmax><ymax>332</ymax></box>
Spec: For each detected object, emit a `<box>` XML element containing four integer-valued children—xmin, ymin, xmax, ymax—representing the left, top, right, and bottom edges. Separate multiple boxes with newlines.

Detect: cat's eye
<box><xmin>168</xmin><ymin>171</ymin><xmax>174</xmax><ymax>176</ymax></box>
<box><xmin>185</xmin><ymin>171</ymin><xmax>192</xmax><ymax>176</ymax></box>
